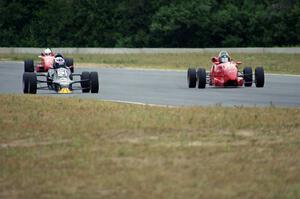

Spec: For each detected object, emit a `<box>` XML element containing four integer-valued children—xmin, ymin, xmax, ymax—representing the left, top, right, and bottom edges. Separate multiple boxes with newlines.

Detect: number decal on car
<box><xmin>57</xmin><ymin>68</ymin><xmax>67</xmax><ymax>77</ymax></box>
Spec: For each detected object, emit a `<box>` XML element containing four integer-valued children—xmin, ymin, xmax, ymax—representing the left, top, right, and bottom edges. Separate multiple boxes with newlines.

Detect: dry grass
<box><xmin>1</xmin><ymin>53</ymin><xmax>300</xmax><ymax>74</ymax></box>
<box><xmin>1</xmin><ymin>94</ymin><xmax>300</xmax><ymax>198</ymax></box>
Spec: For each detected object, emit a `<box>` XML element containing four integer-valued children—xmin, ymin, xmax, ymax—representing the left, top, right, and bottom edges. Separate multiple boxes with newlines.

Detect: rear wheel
<box><xmin>243</xmin><ymin>67</ymin><xmax>253</xmax><ymax>87</ymax></box>
<box><xmin>90</xmin><ymin>72</ymin><xmax>99</xmax><ymax>93</ymax></box>
<box><xmin>187</xmin><ymin>68</ymin><xmax>197</xmax><ymax>88</ymax></box>
<box><xmin>24</xmin><ymin>60</ymin><xmax>34</xmax><ymax>72</ymax></box>
<box><xmin>65</xmin><ymin>58</ymin><xmax>74</xmax><ymax>73</ymax></box>
<box><xmin>255</xmin><ymin>67</ymin><xmax>265</xmax><ymax>87</ymax></box>
<box><xmin>197</xmin><ymin>68</ymin><xmax>206</xmax><ymax>88</ymax></box>
<box><xmin>70</xmin><ymin>66</ymin><xmax>74</xmax><ymax>73</ymax></box>
<box><xmin>23</xmin><ymin>72</ymin><xmax>37</xmax><ymax>94</ymax></box>
<box><xmin>81</xmin><ymin>71</ymin><xmax>90</xmax><ymax>93</ymax></box>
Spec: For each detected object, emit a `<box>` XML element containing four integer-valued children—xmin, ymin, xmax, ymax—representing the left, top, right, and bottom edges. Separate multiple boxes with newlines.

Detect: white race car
<box><xmin>23</xmin><ymin>56</ymin><xmax>99</xmax><ymax>94</ymax></box>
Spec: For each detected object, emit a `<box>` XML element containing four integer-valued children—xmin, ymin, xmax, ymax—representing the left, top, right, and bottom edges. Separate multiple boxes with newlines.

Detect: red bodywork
<box><xmin>36</xmin><ymin>55</ymin><xmax>55</xmax><ymax>72</ymax></box>
<box><xmin>210</xmin><ymin>57</ymin><xmax>243</xmax><ymax>87</ymax></box>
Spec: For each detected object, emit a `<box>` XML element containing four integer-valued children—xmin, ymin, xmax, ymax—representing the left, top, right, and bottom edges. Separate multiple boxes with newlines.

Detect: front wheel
<box><xmin>90</xmin><ymin>72</ymin><xmax>99</xmax><ymax>93</ymax></box>
<box><xmin>23</xmin><ymin>72</ymin><xmax>37</xmax><ymax>94</ymax></box>
<box><xmin>81</xmin><ymin>71</ymin><xmax>90</xmax><ymax>93</ymax></box>
<box><xmin>197</xmin><ymin>68</ymin><xmax>206</xmax><ymax>89</ymax></box>
<box><xmin>255</xmin><ymin>67</ymin><xmax>265</xmax><ymax>87</ymax></box>
<box><xmin>187</xmin><ymin>68</ymin><xmax>197</xmax><ymax>88</ymax></box>
<box><xmin>243</xmin><ymin>67</ymin><xmax>253</xmax><ymax>87</ymax></box>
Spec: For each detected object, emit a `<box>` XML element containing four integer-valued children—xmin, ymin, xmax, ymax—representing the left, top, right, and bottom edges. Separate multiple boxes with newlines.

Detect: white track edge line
<box><xmin>102</xmin><ymin>99</ymin><xmax>178</xmax><ymax>108</ymax></box>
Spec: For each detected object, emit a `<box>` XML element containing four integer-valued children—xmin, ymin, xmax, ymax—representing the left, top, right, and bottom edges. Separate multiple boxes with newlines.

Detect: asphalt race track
<box><xmin>0</xmin><ymin>61</ymin><xmax>299</xmax><ymax>107</ymax></box>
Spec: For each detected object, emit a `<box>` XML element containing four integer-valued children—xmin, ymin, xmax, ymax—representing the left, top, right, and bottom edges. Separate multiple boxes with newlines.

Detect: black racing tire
<box><xmin>255</xmin><ymin>67</ymin><xmax>265</xmax><ymax>88</ymax></box>
<box><xmin>23</xmin><ymin>73</ymin><xmax>29</xmax><ymax>93</ymax></box>
<box><xmin>197</xmin><ymin>68</ymin><xmax>206</xmax><ymax>89</ymax></box>
<box><xmin>187</xmin><ymin>68</ymin><xmax>197</xmax><ymax>88</ymax></box>
<box><xmin>243</xmin><ymin>67</ymin><xmax>253</xmax><ymax>87</ymax></box>
<box><xmin>24</xmin><ymin>60</ymin><xmax>34</xmax><ymax>72</ymax></box>
<box><xmin>70</xmin><ymin>66</ymin><xmax>74</xmax><ymax>73</ymax></box>
<box><xmin>65</xmin><ymin>58</ymin><xmax>73</xmax><ymax>67</ymax></box>
<box><xmin>65</xmin><ymin>58</ymin><xmax>74</xmax><ymax>73</ymax></box>
<box><xmin>81</xmin><ymin>71</ymin><xmax>90</xmax><ymax>93</ymax></box>
<box><xmin>90</xmin><ymin>72</ymin><xmax>99</xmax><ymax>93</ymax></box>
<box><xmin>23</xmin><ymin>72</ymin><xmax>37</xmax><ymax>94</ymax></box>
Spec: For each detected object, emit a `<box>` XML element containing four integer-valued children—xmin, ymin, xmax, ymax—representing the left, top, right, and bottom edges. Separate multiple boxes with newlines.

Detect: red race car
<box><xmin>24</xmin><ymin>48</ymin><xmax>74</xmax><ymax>73</ymax></box>
<box><xmin>187</xmin><ymin>51</ymin><xmax>264</xmax><ymax>88</ymax></box>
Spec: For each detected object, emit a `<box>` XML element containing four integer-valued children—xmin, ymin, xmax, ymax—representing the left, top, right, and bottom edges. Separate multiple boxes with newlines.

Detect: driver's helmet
<box><xmin>53</xmin><ymin>56</ymin><xmax>66</xmax><ymax>69</ymax></box>
<box><xmin>55</xmin><ymin>53</ymin><xmax>64</xmax><ymax>58</ymax></box>
<box><xmin>219</xmin><ymin>51</ymin><xmax>230</xmax><ymax>63</ymax></box>
<box><xmin>44</xmin><ymin>48</ymin><xmax>52</xmax><ymax>56</ymax></box>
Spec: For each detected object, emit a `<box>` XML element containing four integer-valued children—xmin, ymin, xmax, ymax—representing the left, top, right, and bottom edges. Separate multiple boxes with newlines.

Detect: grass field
<box><xmin>1</xmin><ymin>53</ymin><xmax>300</xmax><ymax>74</ymax></box>
<box><xmin>1</xmin><ymin>95</ymin><xmax>300</xmax><ymax>198</ymax></box>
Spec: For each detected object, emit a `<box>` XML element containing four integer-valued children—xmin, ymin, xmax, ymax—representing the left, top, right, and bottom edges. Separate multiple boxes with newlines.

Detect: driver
<box><xmin>53</xmin><ymin>56</ymin><xmax>66</xmax><ymax>69</ymax></box>
<box><xmin>218</xmin><ymin>51</ymin><xmax>231</xmax><ymax>63</ymax></box>
<box><xmin>42</xmin><ymin>48</ymin><xmax>54</xmax><ymax>56</ymax></box>
<box><xmin>48</xmin><ymin>56</ymin><xmax>67</xmax><ymax>81</ymax></box>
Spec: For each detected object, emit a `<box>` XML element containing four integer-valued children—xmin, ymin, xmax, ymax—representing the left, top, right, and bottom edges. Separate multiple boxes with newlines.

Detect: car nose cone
<box><xmin>58</xmin><ymin>88</ymin><xmax>72</xmax><ymax>94</ymax></box>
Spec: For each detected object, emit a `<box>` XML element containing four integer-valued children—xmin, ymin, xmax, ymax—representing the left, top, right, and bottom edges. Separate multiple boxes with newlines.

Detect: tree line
<box><xmin>0</xmin><ymin>0</ymin><xmax>299</xmax><ymax>47</ymax></box>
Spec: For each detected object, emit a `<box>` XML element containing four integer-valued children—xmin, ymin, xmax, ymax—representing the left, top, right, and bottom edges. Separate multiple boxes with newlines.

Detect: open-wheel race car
<box><xmin>187</xmin><ymin>51</ymin><xmax>265</xmax><ymax>88</ymax></box>
<box><xmin>23</xmin><ymin>55</ymin><xmax>99</xmax><ymax>94</ymax></box>
<box><xmin>24</xmin><ymin>48</ymin><xmax>74</xmax><ymax>73</ymax></box>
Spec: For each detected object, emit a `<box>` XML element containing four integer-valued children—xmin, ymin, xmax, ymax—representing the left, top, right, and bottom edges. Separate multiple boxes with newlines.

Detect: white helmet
<box><xmin>44</xmin><ymin>48</ymin><xmax>52</xmax><ymax>56</ymax></box>
<box><xmin>219</xmin><ymin>51</ymin><xmax>230</xmax><ymax>63</ymax></box>
<box><xmin>53</xmin><ymin>57</ymin><xmax>65</xmax><ymax>69</ymax></box>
